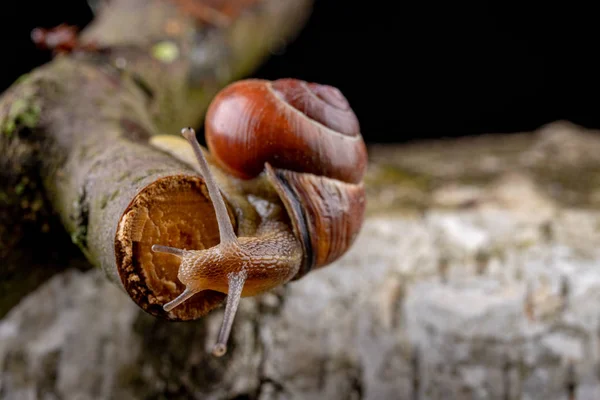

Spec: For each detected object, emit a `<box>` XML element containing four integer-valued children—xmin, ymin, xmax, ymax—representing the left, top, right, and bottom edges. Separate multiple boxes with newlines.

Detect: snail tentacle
<box><xmin>162</xmin><ymin>287</ymin><xmax>198</xmax><ymax>312</ymax></box>
<box><xmin>153</xmin><ymin>128</ymin><xmax>251</xmax><ymax>356</ymax></box>
<box><xmin>151</xmin><ymin>244</ymin><xmax>186</xmax><ymax>257</ymax></box>
<box><xmin>181</xmin><ymin>127</ymin><xmax>238</xmax><ymax>246</ymax></box>
<box><xmin>212</xmin><ymin>270</ymin><xmax>248</xmax><ymax>357</ymax></box>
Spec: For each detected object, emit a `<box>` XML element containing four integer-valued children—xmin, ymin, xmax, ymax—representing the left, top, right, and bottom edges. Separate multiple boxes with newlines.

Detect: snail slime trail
<box><xmin>150</xmin><ymin>78</ymin><xmax>368</xmax><ymax>357</ymax></box>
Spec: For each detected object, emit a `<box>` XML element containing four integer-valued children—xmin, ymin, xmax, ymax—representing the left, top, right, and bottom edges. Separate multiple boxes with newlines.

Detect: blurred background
<box><xmin>2</xmin><ymin>0</ymin><xmax>599</xmax><ymax>143</ymax></box>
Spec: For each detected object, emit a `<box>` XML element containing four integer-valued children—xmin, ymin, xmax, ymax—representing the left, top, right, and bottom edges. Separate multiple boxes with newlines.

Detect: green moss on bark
<box><xmin>0</xmin><ymin>86</ymin><xmax>42</xmax><ymax>138</ymax></box>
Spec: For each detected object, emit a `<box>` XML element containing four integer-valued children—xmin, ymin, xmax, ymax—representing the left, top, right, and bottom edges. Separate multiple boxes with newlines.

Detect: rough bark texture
<box><xmin>2</xmin><ymin>121</ymin><xmax>600</xmax><ymax>399</ymax></box>
<box><xmin>0</xmin><ymin>0</ymin><xmax>312</xmax><ymax>317</ymax></box>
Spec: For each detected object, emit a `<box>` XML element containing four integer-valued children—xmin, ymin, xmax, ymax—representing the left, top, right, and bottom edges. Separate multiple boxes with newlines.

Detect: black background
<box><xmin>2</xmin><ymin>0</ymin><xmax>599</xmax><ymax>143</ymax></box>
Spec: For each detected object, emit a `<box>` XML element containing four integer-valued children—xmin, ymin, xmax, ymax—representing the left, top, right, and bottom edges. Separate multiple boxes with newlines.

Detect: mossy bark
<box><xmin>0</xmin><ymin>0</ymin><xmax>313</xmax><ymax>317</ymax></box>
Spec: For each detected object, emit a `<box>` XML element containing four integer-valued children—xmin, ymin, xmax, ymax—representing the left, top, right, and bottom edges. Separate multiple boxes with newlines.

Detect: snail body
<box><xmin>152</xmin><ymin>79</ymin><xmax>367</xmax><ymax>356</ymax></box>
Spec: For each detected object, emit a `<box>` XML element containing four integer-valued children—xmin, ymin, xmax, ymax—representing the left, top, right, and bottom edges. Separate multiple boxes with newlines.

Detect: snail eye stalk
<box><xmin>152</xmin><ymin>127</ymin><xmax>247</xmax><ymax>357</ymax></box>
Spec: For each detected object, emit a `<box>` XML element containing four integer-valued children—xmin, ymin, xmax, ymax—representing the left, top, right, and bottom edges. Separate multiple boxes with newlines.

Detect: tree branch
<box><xmin>0</xmin><ymin>0</ymin><xmax>313</xmax><ymax>316</ymax></box>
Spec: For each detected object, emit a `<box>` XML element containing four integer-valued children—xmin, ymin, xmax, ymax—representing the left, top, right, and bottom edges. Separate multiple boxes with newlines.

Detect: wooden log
<box><xmin>2</xmin><ymin>121</ymin><xmax>600</xmax><ymax>399</ymax></box>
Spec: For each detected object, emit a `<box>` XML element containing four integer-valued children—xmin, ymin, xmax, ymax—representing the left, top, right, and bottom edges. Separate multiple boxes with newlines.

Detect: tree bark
<box><xmin>3</xmin><ymin>1</ymin><xmax>600</xmax><ymax>398</ymax></box>
<box><xmin>2</xmin><ymin>121</ymin><xmax>600</xmax><ymax>399</ymax></box>
<box><xmin>0</xmin><ymin>0</ymin><xmax>313</xmax><ymax>317</ymax></box>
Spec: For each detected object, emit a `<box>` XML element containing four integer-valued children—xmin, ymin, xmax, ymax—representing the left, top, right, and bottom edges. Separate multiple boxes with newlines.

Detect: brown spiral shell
<box><xmin>205</xmin><ymin>78</ymin><xmax>368</xmax><ymax>277</ymax></box>
<box><xmin>205</xmin><ymin>79</ymin><xmax>367</xmax><ymax>183</ymax></box>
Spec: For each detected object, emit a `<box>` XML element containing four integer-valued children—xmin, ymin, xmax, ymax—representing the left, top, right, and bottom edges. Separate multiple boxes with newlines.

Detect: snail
<box><xmin>151</xmin><ymin>78</ymin><xmax>368</xmax><ymax>356</ymax></box>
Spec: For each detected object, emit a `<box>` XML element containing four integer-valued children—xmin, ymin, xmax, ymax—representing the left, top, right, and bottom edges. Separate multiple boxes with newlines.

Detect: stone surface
<box><xmin>3</xmin><ymin>121</ymin><xmax>600</xmax><ymax>399</ymax></box>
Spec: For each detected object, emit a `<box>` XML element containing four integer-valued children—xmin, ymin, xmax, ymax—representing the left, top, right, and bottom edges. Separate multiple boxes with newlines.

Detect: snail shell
<box><xmin>205</xmin><ymin>78</ymin><xmax>368</xmax><ymax>277</ymax></box>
